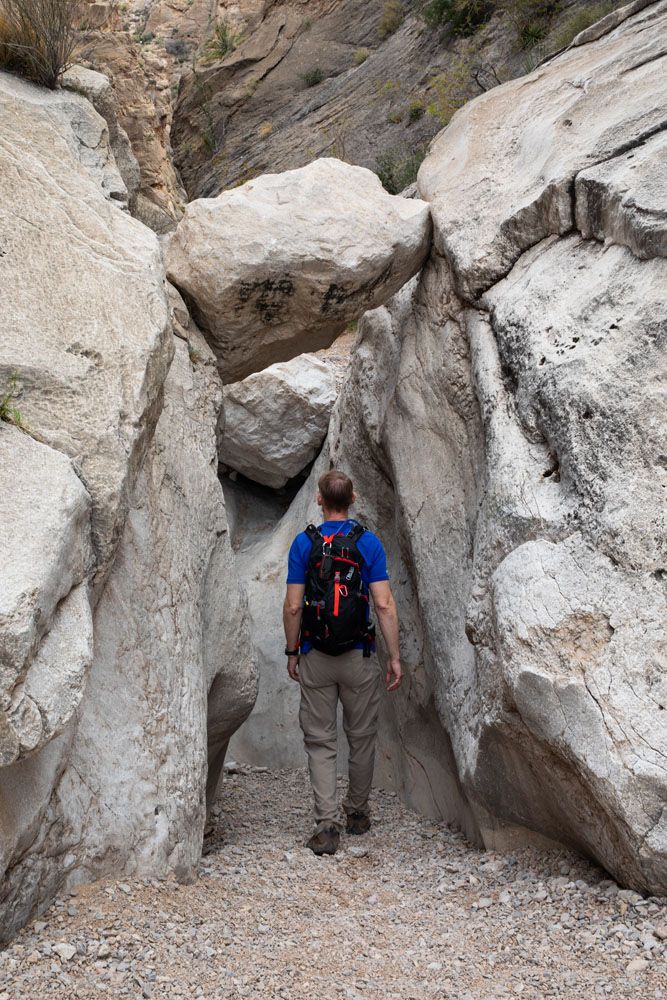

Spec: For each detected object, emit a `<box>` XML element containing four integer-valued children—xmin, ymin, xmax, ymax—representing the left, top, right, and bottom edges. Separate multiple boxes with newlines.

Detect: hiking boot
<box><xmin>346</xmin><ymin>811</ymin><xmax>371</xmax><ymax>836</ymax></box>
<box><xmin>306</xmin><ymin>826</ymin><xmax>340</xmax><ymax>856</ymax></box>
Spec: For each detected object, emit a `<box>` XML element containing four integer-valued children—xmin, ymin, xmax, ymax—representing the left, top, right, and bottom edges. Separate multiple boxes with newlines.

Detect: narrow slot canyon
<box><xmin>1</xmin><ymin>0</ymin><xmax>666</xmax><ymax>996</ymax></box>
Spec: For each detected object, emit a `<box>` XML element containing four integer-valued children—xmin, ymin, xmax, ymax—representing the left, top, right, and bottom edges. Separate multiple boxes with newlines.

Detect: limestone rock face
<box><xmin>219</xmin><ymin>355</ymin><xmax>337</xmax><ymax>488</ymax></box>
<box><xmin>232</xmin><ymin>1</ymin><xmax>667</xmax><ymax>894</ymax></box>
<box><xmin>78</xmin><ymin>29</ymin><xmax>186</xmax><ymax>232</ymax></box>
<box><xmin>0</xmin><ymin>75</ymin><xmax>256</xmax><ymax>939</ymax></box>
<box><xmin>61</xmin><ymin>64</ymin><xmax>141</xmax><ymax>207</ymax></box>
<box><xmin>418</xmin><ymin>0</ymin><xmax>667</xmax><ymax>299</ymax></box>
<box><xmin>0</xmin><ymin>429</ymin><xmax>93</xmax><ymax>767</ymax></box>
<box><xmin>0</xmin><ymin>71</ymin><xmax>128</xmax><ymax>205</ymax></box>
<box><xmin>0</xmin><ymin>70</ymin><xmax>173</xmax><ymax>586</ymax></box>
<box><xmin>166</xmin><ymin>158</ymin><xmax>431</xmax><ymax>382</ymax></box>
<box><xmin>336</xmin><ymin>0</ymin><xmax>666</xmax><ymax>894</ymax></box>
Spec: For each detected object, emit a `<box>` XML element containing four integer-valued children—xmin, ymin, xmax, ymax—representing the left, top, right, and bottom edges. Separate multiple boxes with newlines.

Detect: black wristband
<box><xmin>285</xmin><ymin>646</ymin><xmax>300</xmax><ymax>656</ymax></box>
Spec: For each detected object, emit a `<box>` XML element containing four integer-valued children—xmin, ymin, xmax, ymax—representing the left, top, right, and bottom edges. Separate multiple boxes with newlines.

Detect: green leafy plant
<box><xmin>374</xmin><ymin>145</ymin><xmax>427</xmax><ymax>194</ymax></box>
<box><xmin>300</xmin><ymin>66</ymin><xmax>324</xmax><ymax>87</ymax></box>
<box><xmin>205</xmin><ymin>19</ymin><xmax>239</xmax><ymax>60</ymax></box>
<box><xmin>0</xmin><ymin>373</ymin><xmax>25</xmax><ymax>428</ymax></box>
<box><xmin>428</xmin><ymin>55</ymin><xmax>474</xmax><ymax>124</ymax></box>
<box><xmin>505</xmin><ymin>0</ymin><xmax>559</xmax><ymax>49</ymax></box>
<box><xmin>353</xmin><ymin>46</ymin><xmax>369</xmax><ymax>65</ymax></box>
<box><xmin>407</xmin><ymin>98</ymin><xmax>425</xmax><ymax>123</ymax></box>
<box><xmin>379</xmin><ymin>0</ymin><xmax>404</xmax><ymax>38</ymax></box>
<box><xmin>0</xmin><ymin>0</ymin><xmax>81</xmax><ymax>88</ymax></box>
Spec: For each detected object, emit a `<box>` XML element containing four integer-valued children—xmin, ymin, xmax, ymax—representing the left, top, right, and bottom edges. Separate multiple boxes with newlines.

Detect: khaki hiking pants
<box><xmin>299</xmin><ymin>646</ymin><xmax>382</xmax><ymax>834</ymax></box>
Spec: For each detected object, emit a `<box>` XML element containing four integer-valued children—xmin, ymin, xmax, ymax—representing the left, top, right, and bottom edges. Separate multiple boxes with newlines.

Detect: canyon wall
<box><xmin>0</xmin><ymin>72</ymin><xmax>257</xmax><ymax>940</ymax></box>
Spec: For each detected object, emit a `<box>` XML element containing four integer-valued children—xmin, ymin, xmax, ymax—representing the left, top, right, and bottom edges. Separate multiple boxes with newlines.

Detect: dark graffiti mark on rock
<box><xmin>235</xmin><ymin>276</ymin><xmax>295</xmax><ymax>325</ymax></box>
<box><xmin>321</xmin><ymin>283</ymin><xmax>351</xmax><ymax>314</ymax></box>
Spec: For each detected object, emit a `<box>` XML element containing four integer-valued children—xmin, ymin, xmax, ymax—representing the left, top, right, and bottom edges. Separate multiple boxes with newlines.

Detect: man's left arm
<box><xmin>283</xmin><ymin>583</ymin><xmax>305</xmax><ymax>681</ymax></box>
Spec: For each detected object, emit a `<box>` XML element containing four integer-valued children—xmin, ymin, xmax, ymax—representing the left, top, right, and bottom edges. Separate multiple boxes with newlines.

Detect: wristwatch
<box><xmin>284</xmin><ymin>646</ymin><xmax>300</xmax><ymax>656</ymax></box>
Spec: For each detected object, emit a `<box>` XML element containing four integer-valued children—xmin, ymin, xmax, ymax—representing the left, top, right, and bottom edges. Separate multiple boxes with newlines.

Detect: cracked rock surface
<box><xmin>2</xmin><ymin>767</ymin><xmax>666</xmax><ymax>999</ymax></box>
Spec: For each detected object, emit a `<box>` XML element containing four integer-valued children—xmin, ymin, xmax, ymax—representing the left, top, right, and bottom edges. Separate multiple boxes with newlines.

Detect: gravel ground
<box><xmin>2</xmin><ymin>765</ymin><xmax>666</xmax><ymax>1000</ymax></box>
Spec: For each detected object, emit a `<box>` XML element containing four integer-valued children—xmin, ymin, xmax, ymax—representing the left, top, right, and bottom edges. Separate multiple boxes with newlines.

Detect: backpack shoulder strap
<box><xmin>305</xmin><ymin>523</ymin><xmax>321</xmax><ymax>542</ymax></box>
<box><xmin>346</xmin><ymin>522</ymin><xmax>366</xmax><ymax>544</ymax></box>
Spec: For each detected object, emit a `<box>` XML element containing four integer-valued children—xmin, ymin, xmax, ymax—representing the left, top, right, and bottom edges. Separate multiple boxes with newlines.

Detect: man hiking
<box><xmin>283</xmin><ymin>469</ymin><xmax>402</xmax><ymax>856</ymax></box>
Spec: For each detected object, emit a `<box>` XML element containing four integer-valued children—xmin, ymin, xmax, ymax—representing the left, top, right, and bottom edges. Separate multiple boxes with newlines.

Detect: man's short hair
<box><xmin>318</xmin><ymin>469</ymin><xmax>354</xmax><ymax>512</ymax></box>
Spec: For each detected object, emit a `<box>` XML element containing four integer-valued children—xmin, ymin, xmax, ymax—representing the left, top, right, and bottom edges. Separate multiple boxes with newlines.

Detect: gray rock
<box><xmin>60</xmin><ymin>65</ymin><xmax>141</xmax><ymax>208</ymax></box>
<box><xmin>417</xmin><ymin>0</ymin><xmax>667</xmax><ymax>299</ymax></box>
<box><xmin>219</xmin><ymin>355</ymin><xmax>337</xmax><ymax>488</ymax></box>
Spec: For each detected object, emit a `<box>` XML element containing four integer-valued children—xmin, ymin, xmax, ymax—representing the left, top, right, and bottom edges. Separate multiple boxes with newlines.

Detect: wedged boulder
<box><xmin>219</xmin><ymin>355</ymin><xmax>337</xmax><ymax>488</ymax></box>
<box><xmin>417</xmin><ymin>0</ymin><xmax>667</xmax><ymax>298</ymax></box>
<box><xmin>0</xmin><ymin>70</ymin><xmax>172</xmax><ymax>587</ymax></box>
<box><xmin>166</xmin><ymin>157</ymin><xmax>431</xmax><ymax>382</ymax></box>
<box><xmin>0</xmin><ymin>428</ymin><xmax>93</xmax><ymax>766</ymax></box>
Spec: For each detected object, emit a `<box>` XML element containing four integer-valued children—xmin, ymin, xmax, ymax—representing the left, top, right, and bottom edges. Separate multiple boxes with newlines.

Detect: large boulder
<box><xmin>0</xmin><ymin>70</ymin><xmax>173</xmax><ymax>587</ymax></box>
<box><xmin>219</xmin><ymin>354</ymin><xmax>337</xmax><ymax>488</ymax></box>
<box><xmin>166</xmin><ymin>158</ymin><xmax>431</xmax><ymax>382</ymax></box>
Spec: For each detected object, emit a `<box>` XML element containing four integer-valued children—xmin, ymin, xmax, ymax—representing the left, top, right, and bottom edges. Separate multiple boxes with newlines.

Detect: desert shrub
<box><xmin>388</xmin><ymin>109</ymin><xmax>403</xmax><ymax>123</ymax></box>
<box><xmin>504</xmin><ymin>0</ymin><xmax>559</xmax><ymax>48</ymax></box>
<box><xmin>353</xmin><ymin>46</ymin><xmax>369</xmax><ymax>64</ymax></box>
<box><xmin>300</xmin><ymin>66</ymin><xmax>324</xmax><ymax>87</ymax></box>
<box><xmin>551</xmin><ymin>1</ymin><xmax>614</xmax><ymax>48</ymax></box>
<box><xmin>205</xmin><ymin>19</ymin><xmax>239</xmax><ymax>60</ymax></box>
<box><xmin>374</xmin><ymin>144</ymin><xmax>426</xmax><ymax>194</ymax></box>
<box><xmin>257</xmin><ymin>119</ymin><xmax>273</xmax><ymax>138</ymax></box>
<box><xmin>408</xmin><ymin>98</ymin><xmax>425</xmax><ymax>123</ymax></box>
<box><xmin>140</xmin><ymin>30</ymin><xmax>154</xmax><ymax>43</ymax></box>
<box><xmin>421</xmin><ymin>0</ymin><xmax>495</xmax><ymax>35</ymax></box>
<box><xmin>379</xmin><ymin>0</ymin><xmax>404</xmax><ymax>38</ymax></box>
<box><xmin>0</xmin><ymin>0</ymin><xmax>80</xmax><ymax>88</ymax></box>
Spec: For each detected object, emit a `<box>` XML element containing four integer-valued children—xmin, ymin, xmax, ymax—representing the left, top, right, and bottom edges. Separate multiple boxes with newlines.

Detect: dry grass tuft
<box><xmin>0</xmin><ymin>0</ymin><xmax>80</xmax><ymax>88</ymax></box>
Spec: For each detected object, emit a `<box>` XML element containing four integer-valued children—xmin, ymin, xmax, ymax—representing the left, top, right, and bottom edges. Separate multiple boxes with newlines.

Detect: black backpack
<box><xmin>301</xmin><ymin>522</ymin><xmax>375</xmax><ymax>657</ymax></box>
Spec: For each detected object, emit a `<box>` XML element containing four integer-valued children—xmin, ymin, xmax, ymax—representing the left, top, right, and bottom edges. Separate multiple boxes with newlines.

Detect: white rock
<box><xmin>418</xmin><ymin>1</ymin><xmax>667</xmax><ymax>298</ymax></box>
<box><xmin>0</xmin><ymin>70</ymin><xmax>172</xmax><ymax>586</ymax></box>
<box><xmin>52</xmin><ymin>943</ymin><xmax>76</xmax><ymax>962</ymax></box>
<box><xmin>0</xmin><ymin>428</ymin><xmax>93</xmax><ymax>765</ymax></box>
<box><xmin>61</xmin><ymin>65</ymin><xmax>141</xmax><ymax>208</ymax></box>
<box><xmin>166</xmin><ymin>158</ymin><xmax>431</xmax><ymax>382</ymax></box>
<box><xmin>219</xmin><ymin>355</ymin><xmax>337</xmax><ymax>488</ymax></box>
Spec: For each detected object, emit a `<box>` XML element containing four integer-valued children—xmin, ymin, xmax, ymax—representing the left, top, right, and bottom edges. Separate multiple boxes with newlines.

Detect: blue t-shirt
<box><xmin>287</xmin><ymin>519</ymin><xmax>389</xmax><ymax>652</ymax></box>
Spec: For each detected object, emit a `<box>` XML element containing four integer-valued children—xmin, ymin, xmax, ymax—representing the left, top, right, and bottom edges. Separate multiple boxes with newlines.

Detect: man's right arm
<box><xmin>369</xmin><ymin>580</ymin><xmax>402</xmax><ymax>691</ymax></box>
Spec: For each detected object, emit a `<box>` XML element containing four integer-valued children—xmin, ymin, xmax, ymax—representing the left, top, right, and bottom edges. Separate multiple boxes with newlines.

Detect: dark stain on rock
<box><xmin>235</xmin><ymin>276</ymin><xmax>295</xmax><ymax>325</ymax></box>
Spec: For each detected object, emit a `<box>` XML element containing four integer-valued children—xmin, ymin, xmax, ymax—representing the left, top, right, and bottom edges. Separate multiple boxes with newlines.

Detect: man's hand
<box><xmin>287</xmin><ymin>655</ymin><xmax>300</xmax><ymax>682</ymax></box>
<box><xmin>385</xmin><ymin>657</ymin><xmax>402</xmax><ymax>692</ymax></box>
